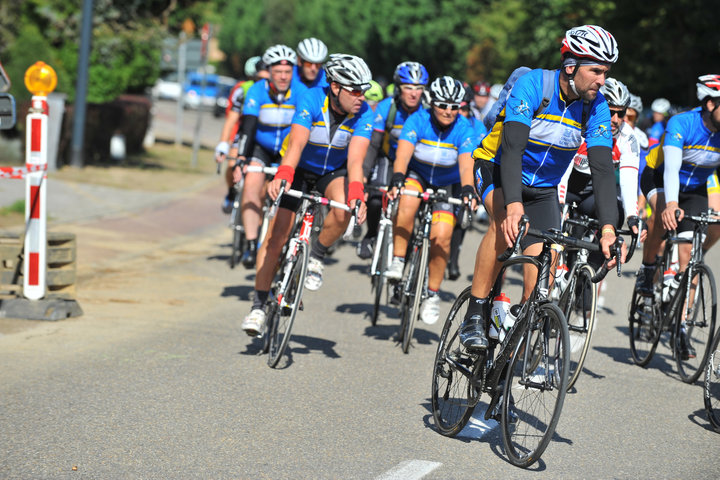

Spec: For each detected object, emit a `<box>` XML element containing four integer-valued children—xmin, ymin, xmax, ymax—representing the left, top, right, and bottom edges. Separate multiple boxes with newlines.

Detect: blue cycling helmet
<box><xmin>393</xmin><ymin>61</ymin><xmax>429</xmax><ymax>87</ymax></box>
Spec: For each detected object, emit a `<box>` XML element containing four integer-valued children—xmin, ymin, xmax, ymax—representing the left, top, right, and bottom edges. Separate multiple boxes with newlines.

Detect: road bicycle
<box><xmin>392</xmin><ymin>188</ymin><xmax>465</xmax><ymax>354</ymax></box>
<box><xmin>628</xmin><ymin>209</ymin><xmax>718</xmax><ymax>383</ymax></box>
<box><xmin>261</xmin><ymin>184</ymin><xmax>354</xmax><ymax>368</ymax></box>
<box><xmin>431</xmin><ymin>216</ymin><xmax>619</xmax><ymax>467</ymax></box>
<box><xmin>366</xmin><ymin>186</ymin><xmax>396</xmax><ymax>326</ymax></box>
<box><xmin>223</xmin><ymin>159</ymin><xmax>277</xmax><ymax>268</ymax></box>
<box><xmin>557</xmin><ymin>206</ymin><xmax>639</xmax><ymax>391</ymax></box>
<box><xmin>705</xmin><ymin>329</ymin><xmax>720</xmax><ymax>433</ymax></box>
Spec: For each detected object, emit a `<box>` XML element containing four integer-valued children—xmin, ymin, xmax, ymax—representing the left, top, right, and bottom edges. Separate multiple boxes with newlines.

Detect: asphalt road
<box><xmin>1</xmin><ymin>178</ymin><xmax>718</xmax><ymax>479</ymax></box>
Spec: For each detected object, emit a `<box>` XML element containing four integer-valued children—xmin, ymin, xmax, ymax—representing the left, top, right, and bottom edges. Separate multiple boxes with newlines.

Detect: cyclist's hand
<box><xmin>600</xmin><ymin>229</ymin><xmax>626</xmax><ymax>268</ymax></box>
<box><xmin>268</xmin><ymin>177</ymin><xmax>288</xmax><ymax>200</ymax></box>
<box><xmin>388</xmin><ymin>172</ymin><xmax>406</xmax><ymax>200</ymax></box>
<box><xmin>661</xmin><ymin>202</ymin><xmax>683</xmax><ymax>231</ymax></box>
<box><xmin>461</xmin><ymin>185</ymin><xmax>479</xmax><ymax>211</ymax></box>
<box><xmin>215</xmin><ymin>141</ymin><xmax>229</xmax><ymax>163</ymax></box>
<box><xmin>232</xmin><ymin>163</ymin><xmax>243</xmax><ymax>184</ymax></box>
<box><xmin>350</xmin><ymin>199</ymin><xmax>367</xmax><ymax>224</ymax></box>
<box><xmin>501</xmin><ymin>202</ymin><xmax>525</xmax><ymax>248</ymax></box>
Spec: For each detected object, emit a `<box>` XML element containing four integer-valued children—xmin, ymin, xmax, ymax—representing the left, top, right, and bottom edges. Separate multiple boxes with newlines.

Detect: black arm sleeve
<box><xmin>362</xmin><ymin>130</ymin><xmax>384</xmax><ymax>180</ymax></box>
<box><xmin>236</xmin><ymin>114</ymin><xmax>258</xmax><ymax>158</ymax></box>
<box><xmin>587</xmin><ymin>145</ymin><xmax>619</xmax><ymax>228</ymax></box>
<box><xmin>499</xmin><ymin>121</ymin><xmax>531</xmax><ymax>206</ymax></box>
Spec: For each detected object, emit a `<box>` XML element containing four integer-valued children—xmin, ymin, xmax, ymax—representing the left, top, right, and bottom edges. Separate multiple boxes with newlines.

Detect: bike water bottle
<box><xmin>503</xmin><ymin>304</ymin><xmax>522</xmax><ymax>335</ymax></box>
<box><xmin>662</xmin><ymin>269</ymin><xmax>675</xmax><ymax>302</ymax></box>
<box><xmin>554</xmin><ymin>263</ymin><xmax>569</xmax><ymax>299</ymax></box>
<box><xmin>491</xmin><ymin>293</ymin><xmax>511</xmax><ymax>341</ymax></box>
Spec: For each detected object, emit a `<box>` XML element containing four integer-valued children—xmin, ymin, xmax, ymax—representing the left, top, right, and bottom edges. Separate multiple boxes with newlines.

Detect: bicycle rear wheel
<box><xmin>431</xmin><ymin>286</ymin><xmax>482</xmax><ymax>436</ymax></box>
<box><xmin>501</xmin><ymin>302</ymin><xmax>569</xmax><ymax>468</ymax></box>
<box><xmin>674</xmin><ymin>264</ymin><xmax>717</xmax><ymax>383</ymax></box>
<box><xmin>267</xmin><ymin>243</ymin><xmax>308</xmax><ymax>368</ymax></box>
<box><xmin>628</xmin><ymin>288</ymin><xmax>662</xmax><ymax>366</ymax></box>
<box><xmin>559</xmin><ymin>264</ymin><xmax>597</xmax><ymax>391</ymax></box>
<box><xmin>704</xmin><ymin>333</ymin><xmax>720</xmax><ymax>432</ymax></box>
<box><xmin>401</xmin><ymin>238</ymin><xmax>429</xmax><ymax>354</ymax></box>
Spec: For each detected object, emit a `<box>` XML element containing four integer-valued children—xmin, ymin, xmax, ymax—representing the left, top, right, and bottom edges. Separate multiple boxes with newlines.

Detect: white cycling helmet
<box><xmin>696</xmin><ymin>74</ymin><xmax>720</xmax><ymax>101</ymax></box>
<box><xmin>561</xmin><ymin>25</ymin><xmax>619</xmax><ymax>64</ymax></box>
<box><xmin>297</xmin><ymin>38</ymin><xmax>328</xmax><ymax>64</ymax></box>
<box><xmin>651</xmin><ymin>98</ymin><xmax>671</xmax><ymax>115</ymax></box>
<box><xmin>628</xmin><ymin>94</ymin><xmax>643</xmax><ymax>114</ymax></box>
<box><xmin>244</xmin><ymin>56</ymin><xmax>261</xmax><ymax>77</ymax></box>
<box><xmin>324</xmin><ymin>54</ymin><xmax>372</xmax><ymax>90</ymax></box>
<box><xmin>489</xmin><ymin>83</ymin><xmax>503</xmax><ymax>100</ymax></box>
<box><xmin>428</xmin><ymin>76</ymin><xmax>465</xmax><ymax>104</ymax></box>
<box><xmin>600</xmin><ymin>77</ymin><xmax>630</xmax><ymax>108</ymax></box>
<box><xmin>262</xmin><ymin>44</ymin><xmax>297</xmax><ymax>67</ymax></box>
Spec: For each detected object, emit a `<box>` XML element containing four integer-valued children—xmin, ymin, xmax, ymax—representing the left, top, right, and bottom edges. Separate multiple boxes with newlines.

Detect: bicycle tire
<box><xmin>628</xmin><ymin>288</ymin><xmax>662</xmax><ymax>367</ymax></box>
<box><xmin>501</xmin><ymin>302</ymin><xmax>570</xmax><ymax>468</ymax></box>
<box><xmin>560</xmin><ymin>264</ymin><xmax>597</xmax><ymax>391</ymax></box>
<box><xmin>371</xmin><ymin>226</ymin><xmax>391</xmax><ymax>326</ymax></box>
<box><xmin>704</xmin><ymin>332</ymin><xmax>720</xmax><ymax>433</ymax></box>
<box><xmin>674</xmin><ymin>264</ymin><xmax>717</xmax><ymax>383</ymax></box>
<box><xmin>402</xmin><ymin>237</ymin><xmax>429</xmax><ymax>354</ymax></box>
<box><xmin>431</xmin><ymin>286</ymin><xmax>481</xmax><ymax>436</ymax></box>
<box><xmin>267</xmin><ymin>242</ymin><xmax>308</xmax><ymax>368</ymax></box>
<box><xmin>230</xmin><ymin>194</ymin><xmax>244</xmax><ymax>269</ymax></box>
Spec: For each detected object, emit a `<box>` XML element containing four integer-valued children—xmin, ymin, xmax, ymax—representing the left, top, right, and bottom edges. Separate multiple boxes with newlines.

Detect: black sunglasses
<box><xmin>433</xmin><ymin>102</ymin><xmax>460</xmax><ymax>111</ymax></box>
<box><xmin>610</xmin><ymin>108</ymin><xmax>626</xmax><ymax>118</ymax></box>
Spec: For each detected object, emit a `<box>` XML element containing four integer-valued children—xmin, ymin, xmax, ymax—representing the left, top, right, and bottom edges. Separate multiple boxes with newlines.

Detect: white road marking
<box><xmin>375</xmin><ymin>460</ymin><xmax>442</xmax><ymax>480</ymax></box>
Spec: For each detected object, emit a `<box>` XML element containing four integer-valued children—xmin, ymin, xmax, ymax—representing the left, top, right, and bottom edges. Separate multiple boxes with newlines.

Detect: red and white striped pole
<box><xmin>22</xmin><ymin>61</ymin><xmax>57</xmax><ymax>300</ymax></box>
<box><xmin>23</xmin><ymin>95</ymin><xmax>48</xmax><ymax>300</ymax></box>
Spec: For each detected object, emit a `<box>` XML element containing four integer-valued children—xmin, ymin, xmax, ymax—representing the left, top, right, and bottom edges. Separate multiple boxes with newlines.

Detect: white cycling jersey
<box><xmin>559</xmin><ymin>121</ymin><xmax>640</xmax><ymax>219</ymax></box>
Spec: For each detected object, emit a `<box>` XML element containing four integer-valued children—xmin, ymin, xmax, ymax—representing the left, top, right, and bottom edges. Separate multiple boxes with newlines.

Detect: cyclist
<box><xmin>215</xmin><ymin>56</ymin><xmax>268</xmax><ymax>213</ymax></box>
<box><xmin>558</xmin><ymin>77</ymin><xmax>641</xmax><ymax>239</ymax></box>
<box><xmin>241</xmin><ymin>54</ymin><xmax>375</xmax><ymax>335</ymax></box>
<box><xmin>357</xmin><ymin>61</ymin><xmax>429</xmax><ymax>260</ymax></box>
<box><xmin>231</xmin><ymin>45</ymin><xmax>299</xmax><ymax>268</ymax></box>
<box><xmin>384</xmin><ymin>76</ymin><xmax>478</xmax><ymax>325</ymax></box>
<box><xmin>447</xmin><ymin>85</ymin><xmax>489</xmax><ymax>280</ymax></box>
<box><xmin>459</xmin><ymin>25</ymin><xmax>626</xmax><ymax>351</ymax></box>
<box><xmin>635</xmin><ymin>75</ymin><xmax>720</xmax><ymax>309</ymax></box>
<box><xmin>470</xmin><ymin>81</ymin><xmax>492</xmax><ymax>122</ymax></box>
<box><xmin>293</xmin><ymin>37</ymin><xmax>328</xmax><ymax>91</ymax></box>
<box><xmin>647</xmin><ymin>97</ymin><xmax>671</xmax><ymax>148</ymax></box>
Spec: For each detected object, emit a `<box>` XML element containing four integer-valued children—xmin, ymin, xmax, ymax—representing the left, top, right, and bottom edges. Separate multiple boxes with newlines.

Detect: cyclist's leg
<box><xmin>392</xmin><ymin>174</ymin><xmax>423</xmax><ymax>258</ymax></box>
<box><xmin>704</xmin><ymin>171</ymin><xmax>720</xmax><ymax>250</ymax></box>
<box><xmin>241</xmin><ymin>146</ymin><xmax>272</xmax><ymax>241</ymax></box>
<box><xmin>640</xmin><ymin>167</ymin><xmax>666</xmax><ymax>265</ymax></box>
<box><xmin>361</xmin><ymin>156</ymin><xmax>391</xmax><ymax>254</ymax></box>
<box><xmin>316</xmin><ymin>173</ymin><xmax>352</xmax><ymax>248</ymax></box>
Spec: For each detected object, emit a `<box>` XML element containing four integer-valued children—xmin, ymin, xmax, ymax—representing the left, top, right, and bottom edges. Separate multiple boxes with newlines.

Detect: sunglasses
<box><xmin>400</xmin><ymin>85</ymin><xmax>424</xmax><ymax>92</ymax></box>
<box><xmin>341</xmin><ymin>85</ymin><xmax>365</xmax><ymax>97</ymax></box>
<box><xmin>433</xmin><ymin>102</ymin><xmax>460</xmax><ymax>111</ymax></box>
<box><xmin>610</xmin><ymin>108</ymin><xmax>626</xmax><ymax>118</ymax></box>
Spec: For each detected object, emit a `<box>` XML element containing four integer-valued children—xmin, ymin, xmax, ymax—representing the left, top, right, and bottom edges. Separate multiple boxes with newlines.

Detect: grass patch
<box><xmin>50</xmin><ymin>144</ymin><xmax>218</xmax><ymax>192</ymax></box>
<box><xmin>0</xmin><ymin>199</ymin><xmax>24</xmax><ymax>216</ymax></box>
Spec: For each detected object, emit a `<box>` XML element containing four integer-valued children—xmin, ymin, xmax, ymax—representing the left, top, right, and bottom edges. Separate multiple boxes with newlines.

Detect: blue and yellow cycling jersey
<box><xmin>645</xmin><ymin>107</ymin><xmax>720</xmax><ymax>191</ymax></box>
<box><xmin>473</xmin><ymin>69</ymin><xmax>612</xmax><ymax>188</ymax></box>
<box><xmin>466</xmin><ymin>116</ymin><xmax>488</xmax><ymax>146</ymax></box>
<box><xmin>399</xmin><ymin>108</ymin><xmax>476</xmax><ymax>186</ymax></box>
<box><xmin>291</xmin><ymin>66</ymin><xmax>328</xmax><ymax>97</ymax></box>
<box><xmin>372</xmin><ymin>97</ymin><xmax>416</xmax><ymax>162</ymax></box>
<box><xmin>243</xmin><ymin>80</ymin><xmax>300</xmax><ymax>155</ymax></box>
<box><xmin>708</xmin><ymin>171</ymin><xmax>720</xmax><ymax>195</ymax></box>
<box><xmin>284</xmin><ymin>86</ymin><xmax>375</xmax><ymax>175</ymax></box>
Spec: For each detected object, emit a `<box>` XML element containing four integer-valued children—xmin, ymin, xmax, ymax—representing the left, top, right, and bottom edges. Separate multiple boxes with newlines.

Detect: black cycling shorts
<box><xmin>279</xmin><ymin>167</ymin><xmax>348</xmax><ymax>212</ymax></box>
<box><xmin>405</xmin><ymin>169</ymin><xmax>462</xmax><ymax>220</ymax></box>
<box><xmin>474</xmin><ymin>158</ymin><xmax>560</xmax><ymax>249</ymax></box>
<box><xmin>250</xmin><ymin>144</ymin><xmax>281</xmax><ymax>167</ymax></box>
<box><xmin>640</xmin><ymin>166</ymin><xmax>707</xmax><ymax>233</ymax></box>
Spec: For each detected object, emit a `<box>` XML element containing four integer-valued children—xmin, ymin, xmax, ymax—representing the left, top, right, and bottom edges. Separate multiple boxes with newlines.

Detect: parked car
<box><xmin>183</xmin><ymin>73</ymin><xmax>237</xmax><ymax>111</ymax></box>
<box><xmin>151</xmin><ymin>72</ymin><xmax>182</xmax><ymax>101</ymax></box>
<box><xmin>213</xmin><ymin>77</ymin><xmax>240</xmax><ymax>117</ymax></box>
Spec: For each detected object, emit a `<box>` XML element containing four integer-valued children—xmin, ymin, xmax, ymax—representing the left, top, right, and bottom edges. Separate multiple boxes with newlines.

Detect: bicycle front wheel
<box><xmin>267</xmin><ymin>243</ymin><xmax>308</xmax><ymax>368</ymax></box>
<box><xmin>431</xmin><ymin>286</ymin><xmax>481</xmax><ymax>436</ymax></box>
<box><xmin>704</xmin><ymin>333</ymin><xmax>720</xmax><ymax>432</ymax></box>
<box><xmin>674</xmin><ymin>264</ymin><xmax>717</xmax><ymax>383</ymax></box>
<box><xmin>559</xmin><ymin>264</ymin><xmax>597</xmax><ymax>391</ymax></box>
<box><xmin>402</xmin><ymin>238</ymin><xmax>429</xmax><ymax>354</ymax></box>
<box><xmin>371</xmin><ymin>225</ymin><xmax>391</xmax><ymax>326</ymax></box>
<box><xmin>230</xmin><ymin>199</ymin><xmax>244</xmax><ymax>269</ymax></box>
<box><xmin>628</xmin><ymin>288</ymin><xmax>662</xmax><ymax>366</ymax></box>
<box><xmin>501</xmin><ymin>302</ymin><xmax>570</xmax><ymax>468</ymax></box>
